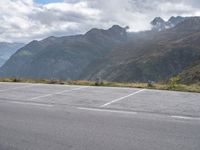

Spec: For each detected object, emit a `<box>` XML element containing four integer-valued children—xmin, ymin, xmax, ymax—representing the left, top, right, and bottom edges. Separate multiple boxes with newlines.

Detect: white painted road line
<box><xmin>101</xmin><ymin>89</ymin><xmax>145</xmax><ymax>107</ymax></box>
<box><xmin>29</xmin><ymin>86</ymin><xmax>88</xmax><ymax>100</ymax></box>
<box><xmin>4</xmin><ymin>101</ymin><xmax>54</xmax><ymax>107</ymax></box>
<box><xmin>78</xmin><ymin>107</ymin><xmax>200</xmax><ymax>121</ymax></box>
<box><xmin>0</xmin><ymin>85</ymin><xmax>34</xmax><ymax>92</ymax></box>
<box><xmin>78</xmin><ymin>107</ymin><xmax>138</xmax><ymax>115</ymax></box>
<box><xmin>171</xmin><ymin>115</ymin><xmax>200</xmax><ymax>120</ymax></box>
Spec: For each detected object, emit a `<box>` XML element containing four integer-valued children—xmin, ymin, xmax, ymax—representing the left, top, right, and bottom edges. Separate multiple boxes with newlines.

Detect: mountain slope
<box><xmin>0</xmin><ymin>25</ymin><xmax>127</xmax><ymax>80</ymax></box>
<box><xmin>180</xmin><ymin>61</ymin><xmax>200</xmax><ymax>84</ymax></box>
<box><xmin>83</xmin><ymin>17</ymin><xmax>200</xmax><ymax>82</ymax></box>
<box><xmin>0</xmin><ymin>16</ymin><xmax>200</xmax><ymax>83</ymax></box>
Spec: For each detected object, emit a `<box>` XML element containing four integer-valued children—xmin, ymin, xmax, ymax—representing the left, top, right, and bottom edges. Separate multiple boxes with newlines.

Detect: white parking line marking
<box><xmin>78</xmin><ymin>107</ymin><xmax>138</xmax><ymax>115</ymax></box>
<box><xmin>29</xmin><ymin>86</ymin><xmax>88</xmax><ymax>100</ymax></box>
<box><xmin>0</xmin><ymin>85</ymin><xmax>34</xmax><ymax>92</ymax></box>
<box><xmin>4</xmin><ymin>101</ymin><xmax>53</xmax><ymax>107</ymax></box>
<box><xmin>101</xmin><ymin>89</ymin><xmax>145</xmax><ymax>107</ymax></box>
<box><xmin>171</xmin><ymin>115</ymin><xmax>200</xmax><ymax>120</ymax></box>
<box><xmin>78</xmin><ymin>107</ymin><xmax>200</xmax><ymax>121</ymax></box>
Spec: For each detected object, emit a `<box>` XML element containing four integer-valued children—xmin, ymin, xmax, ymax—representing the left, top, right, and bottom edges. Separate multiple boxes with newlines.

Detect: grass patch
<box><xmin>0</xmin><ymin>78</ymin><xmax>199</xmax><ymax>93</ymax></box>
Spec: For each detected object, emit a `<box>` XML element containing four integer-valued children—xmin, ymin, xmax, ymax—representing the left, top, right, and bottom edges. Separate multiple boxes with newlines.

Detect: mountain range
<box><xmin>151</xmin><ymin>16</ymin><xmax>185</xmax><ymax>31</ymax></box>
<box><xmin>0</xmin><ymin>16</ymin><xmax>199</xmax><ymax>83</ymax></box>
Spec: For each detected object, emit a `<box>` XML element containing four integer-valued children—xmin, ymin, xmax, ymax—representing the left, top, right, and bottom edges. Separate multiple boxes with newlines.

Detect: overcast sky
<box><xmin>0</xmin><ymin>0</ymin><xmax>199</xmax><ymax>43</ymax></box>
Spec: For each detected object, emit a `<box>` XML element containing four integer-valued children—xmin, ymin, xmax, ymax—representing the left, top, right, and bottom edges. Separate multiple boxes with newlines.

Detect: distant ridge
<box><xmin>0</xmin><ymin>16</ymin><xmax>200</xmax><ymax>84</ymax></box>
<box><xmin>0</xmin><ymin>25</ymin><xmax>128</xmax><ymax>80</ymax></box>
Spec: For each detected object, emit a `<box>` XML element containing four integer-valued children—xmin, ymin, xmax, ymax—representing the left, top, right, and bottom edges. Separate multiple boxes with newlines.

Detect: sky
<box><xmin>35</xmin><ymin>0</ymin><xmax>64</xmax><ymax>4</ymax></box>
<box><xmin>0</xmin><ymin>0</ymin><xmax>200</xmax><ymax>43</ymax></box>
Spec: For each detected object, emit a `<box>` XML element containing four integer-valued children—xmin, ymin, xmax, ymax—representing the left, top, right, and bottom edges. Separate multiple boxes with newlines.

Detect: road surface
<box><xmin>0</xmin><ymin>82</ymin><xmax>199</xmax><ymax>150</ymax></box>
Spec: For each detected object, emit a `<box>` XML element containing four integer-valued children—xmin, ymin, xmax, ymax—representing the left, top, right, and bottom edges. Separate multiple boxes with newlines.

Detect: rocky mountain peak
<box><xmin>151</xmin><ymin>17</ymin><xmax>167</xmax><ymax>31</ymax></box>
<box><xmin>168</xmin><ymin>16</ymin><xmax>184</xmax><ymax>25</ymax></box>
<box><xmin>108</xmin><ymin>25</ymin><xmax>125</xmax><ymax>32</ymax></box>
<box><xmin>151</xmin><ymin>17</ymin><xmax>165</xmax><ymax>26</ymax></box>
<box><xmin>151</xmin><ymin>16</ymin><xmax>186</xmax><ymax>31</ymax></box>
<box><xmin>151</xmin><ymin>16</ymin><xmax>200</xmax><ymax>32</ymax></box>
<box><xmin>85</xmin><ymin>25</ymin><xmax>128</xmax><ymax>42</ymax></box>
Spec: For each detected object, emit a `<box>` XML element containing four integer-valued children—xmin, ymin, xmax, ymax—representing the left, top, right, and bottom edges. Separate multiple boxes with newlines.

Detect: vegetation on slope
<box><xmin>0</xmin><ymin>78</ymin><xmax>199</xmax><ymax>93</ymax></box>
<box><xmin>179</xmin><ymin>62</ymin><xmax>200</xmax><ymax>84</ymax></box>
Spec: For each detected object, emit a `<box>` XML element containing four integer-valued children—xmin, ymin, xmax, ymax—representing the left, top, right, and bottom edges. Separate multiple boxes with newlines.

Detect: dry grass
<box><xmin>0</xmin><ymin>78</ymin><xmax>199</xmax><ymax>93</ymax></box>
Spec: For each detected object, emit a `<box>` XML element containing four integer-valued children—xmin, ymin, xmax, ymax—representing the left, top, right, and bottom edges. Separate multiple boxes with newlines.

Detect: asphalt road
<box><xmin>0</xmin><ymin>82</ymin><xmax>199</xmax><ymax>150</ymax></box>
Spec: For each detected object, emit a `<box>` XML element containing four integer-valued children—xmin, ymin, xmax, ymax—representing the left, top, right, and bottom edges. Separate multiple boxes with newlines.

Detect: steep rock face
<box><xmin>0</xmin><ymin>25</ymin><xmax>128</xmax><ymax>80</ymax></box>
<box><xmin>168</xmin><ymin>16</ymin><xmax>185</xmax><ymax>26</ymax></box>
<box><xmin>151</xmin><ymin>17</ymin><xmax>167</xmax><ymax>31</ymax></box>
<box><xmin>151</xmin><ymin>16</ymin><xmax>186</xmax><ymax>31</ymax></box>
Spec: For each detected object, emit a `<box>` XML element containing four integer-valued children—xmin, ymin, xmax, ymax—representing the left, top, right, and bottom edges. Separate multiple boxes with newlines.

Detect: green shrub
<box><xmin>168</xmin><ymin>76</ymin><xmax>181</xmax><ymax>89</ymax></box>
<box><xmin>95</xmin><ymin>81</ymin><xmax>104</xmax><ymax>86</ymax></box>
<box><xmin>147</xmin><ymin>81</ymin><xmax>154</xmax><ymax>88</ymax></box>
<box><xmin>12</xmin><ymin>78</ymin><xmax>21</xmax><ymax>82</ymax></box>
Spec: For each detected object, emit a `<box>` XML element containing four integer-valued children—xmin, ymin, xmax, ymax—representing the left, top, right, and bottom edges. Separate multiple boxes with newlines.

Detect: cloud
<box><xmin>0</xmin><ymin>0</ymin><xmax>101</xmax><ymax>42</ymax></box>
<box><xmin>0</xmin><ymin>0</ymin><xmax>199</xmax><ymax>43</ymax></box>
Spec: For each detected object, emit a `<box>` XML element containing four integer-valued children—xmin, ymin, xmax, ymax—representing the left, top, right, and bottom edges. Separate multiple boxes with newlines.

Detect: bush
<box><xmin>94</xmin><ymin>77</ymin><xmax>104</xmax><ymax>86</ymax></box>
<box><xmin>12</xmin><ymin>78</ymin><xmax>21</xmax><ymax>82</ymax></box>
<box><xmin>49</xmin><ymin>80</ymin><xmax>59</xmax><ymax>84</ymax></box>
<box><xmin>168</xmin><ymin>76</ymin><xmax>181</xmax><ymax>89</ymax></box>
<box><xmin>95</xmin><ymin>81</ymin><xmax>104</xmax><ymax>86</ymax></box>
<box><xmin>147</xmin><ymin>81</ymin><xmax>154</xmax><ymax>88</ymax></box>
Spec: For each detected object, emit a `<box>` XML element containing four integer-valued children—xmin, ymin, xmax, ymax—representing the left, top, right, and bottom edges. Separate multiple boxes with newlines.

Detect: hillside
<box><xmin>0</xmin><ymin>16</ymin><xmax>200</xmax><ymax>83</ymax></box>
<box><xmin>179</xmin><ymin>61</ymin><xmax>200</xmax><ymax>84</ymax></box>
<box><xmin>83</xmin><ymin>17</ymin><xmax>200</xmax><ymax>82</ymax></box>
<box><xmin>0</xmin><ymin>25</ymin><xmax>127</xmax><ymax>80</ymax></box>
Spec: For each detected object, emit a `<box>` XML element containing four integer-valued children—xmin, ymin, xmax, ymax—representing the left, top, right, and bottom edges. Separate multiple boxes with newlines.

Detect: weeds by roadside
<box><xmin>0</xmin><ymin>78</ymin><xmax>199</xmax><ymax>93</ymax></box>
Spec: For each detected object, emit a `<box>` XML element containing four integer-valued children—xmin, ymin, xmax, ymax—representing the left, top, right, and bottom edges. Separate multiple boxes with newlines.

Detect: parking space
<box><xmin>39</xmin><ymin>86</ymin><xmax>138</xmax><ymax>107</ymax></box>
<box><xmin>0</xmin><ymin>82</ymin><xmax>200</xmax><ymax>117</ymax></box>
<box><xmin>0</xmin><ymin>82</ymin><xmax>32</xmax><ymax>91</ymax></box>
<box><xmin>107</xmin><ymin>89</ymin><xmax>200</xmax><ymax>117</ymax></box>
<box><xmin>0</xmin><ymin>83</ymin><xmax>81</xmax><ymax>102</ymax></box>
